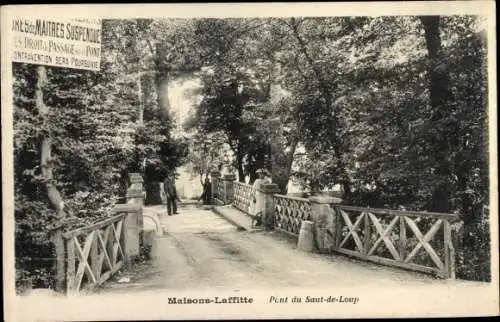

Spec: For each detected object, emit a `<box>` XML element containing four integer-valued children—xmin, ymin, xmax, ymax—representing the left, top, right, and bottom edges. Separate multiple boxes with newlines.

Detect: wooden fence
<box><xmin>332</xmin><ymin>205</ymin><xmax>456</xmax><ymax>279</ymax></box>
<box><xmin>51</xmin><ymin>204</ymin><xmax>142</xmax><ymax>294</ymax></box>
<box><xmin>273</xmin><ymin>194</ymin><xmax>312</xmax><ymax>235</ymax></box>
<box><xmin>233</xmin><ymin>182</ymin><xmax>252</xmax><ymax>214</ymax></box>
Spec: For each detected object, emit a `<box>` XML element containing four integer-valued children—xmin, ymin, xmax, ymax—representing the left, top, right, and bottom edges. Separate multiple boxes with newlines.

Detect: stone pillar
<box><xmin>210</xmin><ymin>170</ymin><xmax>221</xmax><ymax>204</ymax></box>
<box><xmin>309</xmin><ymin>196</ymin><xmax>343</xmax><ymax>253</ymax></box>
<box><xmin>129</xmin><ymin>172</ymin><xmax>143</xmax><ymax>186</ymax></box>
<box><xmin>125</xmin><ymin>173</ymin><xmax>145</xmax><ymax>268</ymax></box>
<box><xmin>127</xmin><ymin>187</ymin><xmax>144</xmax><ymax>206</ymax></box>
<box><xmin>258</xmin><ymin>183</ymin><xmax>280</xmax><ymax>230</ymax></box>
<box><xmin>297</xmin><ymin>220</ymin><xmax>315</xmax><ymax>252</ymax></box>
<box><xmin>117</xmin><ymin>203</ymin><xmax>142</xmax><ymax>269</ymax></box>
<box><xmin>222</xmin><ymin>173</ymin><xmax>236</xmax><ymax>204</ymax></box>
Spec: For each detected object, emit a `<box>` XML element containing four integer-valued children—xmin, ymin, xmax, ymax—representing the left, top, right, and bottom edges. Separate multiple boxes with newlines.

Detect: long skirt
<box><xmin>249</xmin><ymin>190</ymin><xmax>265</xmax><ymax>216</ymax></box>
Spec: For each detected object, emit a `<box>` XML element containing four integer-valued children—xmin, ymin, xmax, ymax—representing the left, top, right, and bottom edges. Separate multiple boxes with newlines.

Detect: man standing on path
<box><xmin>163</xmin><ymin>173</ymin><xmax>180</xmax><ymax>216</ymax></box>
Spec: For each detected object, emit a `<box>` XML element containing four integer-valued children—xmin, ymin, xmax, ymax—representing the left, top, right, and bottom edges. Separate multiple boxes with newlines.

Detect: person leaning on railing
<box><xmin>249</xmin><ymin>169</ymin><xmax>271</xmax><ymax>217</ymax></box>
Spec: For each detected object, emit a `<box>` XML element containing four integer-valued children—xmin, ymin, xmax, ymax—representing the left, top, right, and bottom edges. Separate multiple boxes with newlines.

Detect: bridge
<box><xmin>45</xmin><ymin>170</ymin><xmax>479</xmax><ymax>297</ymax></box>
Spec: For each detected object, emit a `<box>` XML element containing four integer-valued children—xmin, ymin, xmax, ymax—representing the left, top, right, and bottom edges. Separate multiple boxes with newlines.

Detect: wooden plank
<box><xmin>449</xmin><ymin>240</ymin><xmax>456</xmax><ymax>279</ymax></box>
<box><xmin>367</xmin><ymin>214</ymin><xmax>400</xmax><ymax>260</ymax></box>
<box><xmin>363</xmin><ymin>212</ymin><xmax>371</xmax><ymax>255</ymax></box>
<box><xmin>63</xmin><ymin>213</ymin><xmax>126</xmax><ymax>239</ymax></box>
<box><xmin>338</xmin><ymin>210</ymin><xmax>365</xmax><ymax>252</ymax></box>
<box><xmin>97</xmin><ymin>261</ymin><xmax>123</xmax><ymax>285</ymax></box>
<box><xmin>273</xmin><ymin>194</ymin><xmax>310</xmax><ymax>203</ymax></box>
<box><xmin>110</xmin><ymin>224</ymin><xmax>118</xmax><ymax>265</ymax></box>
<box><xmin>115</xmin><ymin>219</ymin><xmax>123</xmax><ymax>241</ymax></box>
<box><xmin>98</xmin><ymin>252</ymin><xmax>106</xmax><ymax>277</ymax></box>
<box><xmin>404</xmin><ymin>217</ymin><xmax>444</xmax><ymax>270</ymax></box>
<box><xmin>111</xmin><ymin>203</ymin><xmax>142</xmax><ymax>214</ymax></box>
<box><xmin>335</xmin><ymin>205</ymin><xmax>457</xmax><ymax>220</ymax></box>
<box><xmin>399</xmin><ymin>215</ymin><xmax>407</xmax><ymax>260</ymax></box>
<box><xmin>114</xmin><ymin>219</ymin><xmax>126</xmax><ymax>261</ymax></box>
<box><xmin>443</xmin><ymin>220</ymin><xmax>451</xmax><ymax>279</ymax></box>
<box><xmin>104</xmin><ymin>225</ymin><xmax>114</xmax><ymax>265</ymax></box>
<box><xmin>333</xmin><ymin>248</ymin><xmax>439</xmax><ymax>275</ymax></box>
<box><xmin>97</xmin><ymin>229</ymin><xmax>113</xmax><ymax>271</ymax></box>
<box><xmin>51</xmin><ymin>229</ymin><xmax>66</xmax><ymax>292</ymax></box>
<box><xmin>74</xmin><ymin>232</ymin><xmax>97</xmax><ymax>291</ymax></box>
<box><xmin>334</xmin><ymin>208</ymin><xmax>343</xmax><ymax>249</ymax></box>
<box><xmin>66</xmin><ymin>237</ymin><xmax>76</xmax><ymax>294</ymax></box>
<box><xmin>90</xmin><ymin>232</ymin><xmax>99</xmax><ymax>280</ymax></box>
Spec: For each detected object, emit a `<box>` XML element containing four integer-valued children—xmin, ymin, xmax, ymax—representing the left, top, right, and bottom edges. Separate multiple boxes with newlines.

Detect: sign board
<box><xmin>11</xmin><ymin>17</ymin><xmax>102</xmax><ymax>71</ymax></box>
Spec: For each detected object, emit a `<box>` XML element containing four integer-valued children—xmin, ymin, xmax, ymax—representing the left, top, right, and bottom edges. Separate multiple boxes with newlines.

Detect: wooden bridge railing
<box><xmin>331</xmin><ymin>205</ymin><xmax>457</xmax><ymax>279</ymax></box>
<box><xmin>51</xmin><ymin>204</ymin><xmax>142</xmax><ymax>294</ymax></box>
<box><xmin>233</xmin><ymin>181</ymin><xmax>252</xmax><ymax>214</ymax></box>
<box><xmin>212</xmin><ymin>172</ymin><xmax>458</xmax><ymax>279</ymax></box>
<box><xmin>50</xmin><ymin>172</ymin><xmax>145</xmax><ymax>295</ymax></box>
<box><xmin>273</xmin><ymin>194</ymin><xmax>312</xmax><ymax>235</ymax></box>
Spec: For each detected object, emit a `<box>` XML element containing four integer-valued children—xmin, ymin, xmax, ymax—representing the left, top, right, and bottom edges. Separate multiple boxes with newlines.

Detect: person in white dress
<box><xmin>249</xmin><ymin>169</ymin><xmax>271</xmax><ymax>216</ymax></box>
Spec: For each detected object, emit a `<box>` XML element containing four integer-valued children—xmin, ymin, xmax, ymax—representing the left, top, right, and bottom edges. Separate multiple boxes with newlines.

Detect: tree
<box><xmin>185</xmin><ymin>131</ymin><xmax>227</xmax><ymax>187</ymax></box>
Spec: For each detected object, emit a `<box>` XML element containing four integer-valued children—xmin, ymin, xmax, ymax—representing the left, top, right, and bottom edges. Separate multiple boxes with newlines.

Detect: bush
<box><xmin>456</xmin><ymin>215</ymin><xmax>491</xmax><ymax>282</ymax></box>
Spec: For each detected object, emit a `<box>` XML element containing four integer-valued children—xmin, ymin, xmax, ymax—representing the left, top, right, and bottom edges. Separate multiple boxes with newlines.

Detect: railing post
<box><xmin>124</xmin><ymin>172</ymin><xmax>144</xmax><ymax>269</ymax></box>
<box><xmin>309</xmin><ymin>196</ymin><xmax>342</xmax><ymax>253</ymax></box>
<box><xmin>222</xmin><ymin>173</ymin><xmax>236</xmax><ymax>204</ymax></box>
<box><xmin>363</xmin><ymin>211</ymin><xmax>371</xmax><ymax>256</ymax></box>
<box><xmin>443</xmin><ymin>219</ymin><xmax>456</xmax><ymax>279</ymax></box>
<box><xmin>66</xmin><ymin>237</ymin><xmax>76</xmax><ymax>295</ymax></box>
<box><xmin>50</xmin><ymin>228</ymin><xmax>66</xmax><ymax>292</ymax></box>
<box><xmin>210</xmin><ymin>170</ymin><xmax>221</xmax><ymax>204</ymax></box>
<box><xmin>258</xmin><ymin>183</ymin><xmax>280</xmax><ymax>230</ymax></box>
<box><xmin>128</xmin><ymin>173</ymin><xmax>144</xmax><ymax>205</ymax></box>
<box><xmin>399</xmin><ymin>215</ymin><xmax>407</xmax><ymax>261</ymax></box>
<box><xmin>90</xmin><ymin>233</ymin><xmax>99</xmax><ymax>281</ymax></box>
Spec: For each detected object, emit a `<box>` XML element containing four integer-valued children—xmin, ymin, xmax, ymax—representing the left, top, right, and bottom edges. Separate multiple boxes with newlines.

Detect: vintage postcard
<box><xmin>2</xmin><ymin>2</ymin><xmax>498</xmax><ymax>320</ymax></box>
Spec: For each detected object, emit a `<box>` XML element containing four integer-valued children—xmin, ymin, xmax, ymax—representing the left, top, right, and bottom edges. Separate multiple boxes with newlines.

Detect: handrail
<box><xmin>112</xmin><ymin>203</ymin><xmax>142</xmax><ymax>213</ymax></box>
<box><xmin>273</xmin><ymin>194</ymin><xmax>310</xmax><ymax>203</ymax></box>
<box><xmin>335</xmin><ymin>205</ymin><xmax>458</xmax><ymax>220</ymax></box>
<box><xmin>62</xmin><ymin>213</ymin><xmax>127</xmax><ymax>239</ymax></box>
<box><xmin>234</xmin><ymin>181</ymin><xmax>252</xmax><ymax>188</ymax></box>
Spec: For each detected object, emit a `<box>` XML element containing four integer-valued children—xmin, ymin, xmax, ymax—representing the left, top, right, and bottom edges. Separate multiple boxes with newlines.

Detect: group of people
<box><xmin>160</xmin><ymin>168</ymin><xmax>272</xmax><ymax>218</ymax></box>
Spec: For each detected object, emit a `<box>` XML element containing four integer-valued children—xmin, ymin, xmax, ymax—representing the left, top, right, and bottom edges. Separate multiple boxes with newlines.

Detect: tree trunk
<box><xmin>137</xmin><ymin>71</ymin><xmax>144</xmax><ymax>124</ymax></box>
<box><xmin>236</xmin><ymin>151</ymin><xmax>245</xmax><ymax>182</ymax></box>
<box><xmin>420</xmin><ymin>15</ymin><xmax>453</xmax><ymax>213</ymax></box>
<box><xmin>341</xmin><ymin>181</ymin><xmax>353</xmax><ymax>203</ymax></box>
<box><xmin>36</xmin><ymin>66</ymin><xmax>65</xmax><ymax>217</ymax></box>
<box><xmin>155</xmin><ymin>71</ymin><xmax>170</xmax><ymax>119</ymax></box>
<box><xmin>457</xmin><ymin>165</ymin><xmax>476</xmax><ymax>225</ymax></box>
<box><xmin>154</xmin><ymin>42</ymin><xmax>171</xmax><ymax>120</ymax></box>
